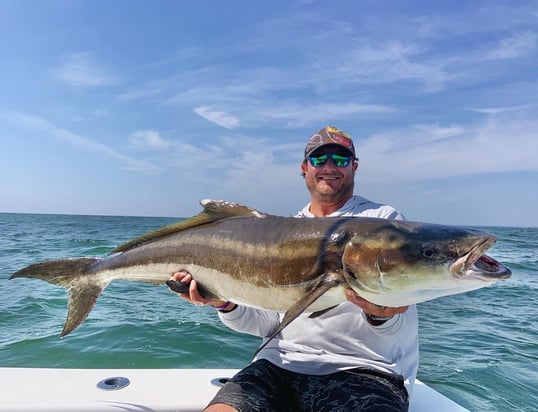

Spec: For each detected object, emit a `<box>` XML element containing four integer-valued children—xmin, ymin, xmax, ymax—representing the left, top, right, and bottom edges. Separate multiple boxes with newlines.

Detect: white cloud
<box><xmin>315</xmin><ymin>41</ymin><xmax>452</xmax><ymax>92</ymax></box>
<box><xmin>4</xmin><ymin>111</ymin><xmax>162</xmax><ymax>174</ymax></box>
<box><xmin>194</xmin><ymin>106</ymin><xmax>240</xmax><ymax>129</ymax></box>
<box><xmin>251</xmin><ymin>102</ymin><xmax>397</xmax><ymax>128</ymax></box>
<box><xmin>358</xmin><ymin>110</ymin><xmax>538</xmax><ymax>183</ymax></box>
<box><xmin>116</xmin><ymin>85</ymin><xmax>166</xmax><ymax>102</ymax></box>
<box><xmin>470</xmin><ymin>105</ymin><xmax>534</xmax><ymax>115</ymax></box>
<box><xmin>129</xmin><ymin>130</ymin><xmax>171</xmax><ymax>150</ymax></box>
<box><xmin>368</xmin><ymin>124</ymin><xmax>465</xmax><ymax>152</ymax></box>
<box><xmin>485</xmin><ymin>31</ymin><xmax>538</xmax><ymax>60</ymax></box>
<box><xmin>54</xmin><ymin>52</ymin><xmax>118</xmax><ymax>87</ymax></box>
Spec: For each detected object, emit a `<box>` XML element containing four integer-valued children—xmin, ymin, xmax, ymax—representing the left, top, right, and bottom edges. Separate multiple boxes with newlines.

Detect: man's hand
<box><xmin>345</xmin><ymin>288</ymin><xmax>408</xmax><ymax>318</ymax></box>
<box><xmin>169</xmin><ymin>270</ymin><xmax>228</xmax><ymax>308</ymax></box>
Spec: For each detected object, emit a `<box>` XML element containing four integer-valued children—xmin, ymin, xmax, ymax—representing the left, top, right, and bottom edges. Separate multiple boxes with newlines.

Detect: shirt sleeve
<box><xmin>218</xmin><ymin>305</ymin><xmax>281</xmax><ymax>338</ymax></box>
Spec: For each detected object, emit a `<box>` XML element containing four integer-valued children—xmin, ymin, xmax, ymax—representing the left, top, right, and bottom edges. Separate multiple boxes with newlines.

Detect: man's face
<box><xmin>301</xmin><ymin>145</ymin><xmax>358</xmax><ymax>204</ymax></box>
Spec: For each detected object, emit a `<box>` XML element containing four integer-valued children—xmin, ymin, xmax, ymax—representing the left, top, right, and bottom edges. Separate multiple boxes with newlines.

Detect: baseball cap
<box><xmin>304</xmin><ymin>126</ymin><xmax>357</xmax><ymax>159</ymax></box>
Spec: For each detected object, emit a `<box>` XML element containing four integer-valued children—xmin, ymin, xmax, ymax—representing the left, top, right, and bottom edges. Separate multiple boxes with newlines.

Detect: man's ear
<box><xmin>301</xmin><ymin>160</ymin><xmax>308</xmax><ymax>176</ymax></box>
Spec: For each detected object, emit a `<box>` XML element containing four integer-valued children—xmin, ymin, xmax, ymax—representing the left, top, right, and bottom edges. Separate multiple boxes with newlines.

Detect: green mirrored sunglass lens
<box><xmin>310</xmin><ymin>155</ymin><xmax>328</xmax><ymax>166</ymax></box>
<box><xmin>309</xmin><ymin>154</ymin><xmax>351</xmax><ymax>167</ymax></box>
<box><xmin>331</xmin><ymin>155</ymin><xmax>350</xmax><ymax>166</ymax></box>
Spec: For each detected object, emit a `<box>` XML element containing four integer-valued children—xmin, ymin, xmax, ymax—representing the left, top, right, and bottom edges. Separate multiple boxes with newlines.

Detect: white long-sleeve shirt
<box><xmin>218</xmin><ymin>195</ymin><xmax>419</xmax><ymax>393</ymax></box>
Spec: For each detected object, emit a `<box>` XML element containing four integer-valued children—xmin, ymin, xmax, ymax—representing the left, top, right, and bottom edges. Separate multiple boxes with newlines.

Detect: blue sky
<box><xmin>1</xmin><ymin>0</ymin><xmax>537</xmax><ymax>227</ymax></box>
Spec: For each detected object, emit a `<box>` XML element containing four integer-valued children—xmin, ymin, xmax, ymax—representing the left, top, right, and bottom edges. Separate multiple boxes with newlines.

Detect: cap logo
<box><xmin>325</xmin><ymin>126</ymin><xmax>352</xmax><ymax>148</ymax></box>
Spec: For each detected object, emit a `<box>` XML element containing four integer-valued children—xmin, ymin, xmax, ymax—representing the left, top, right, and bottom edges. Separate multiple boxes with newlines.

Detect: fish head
<box><xmin>341</xmin><ymin>221</ymin><xmax>512</xmax><ymax>306</ymax></box>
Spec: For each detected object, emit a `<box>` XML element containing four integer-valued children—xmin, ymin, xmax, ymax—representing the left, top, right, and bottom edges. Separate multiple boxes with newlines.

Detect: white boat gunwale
<box><xmin>0</xmin><ymin>367</ymin><xmax>469</xmax><ymax>411</ymax></box>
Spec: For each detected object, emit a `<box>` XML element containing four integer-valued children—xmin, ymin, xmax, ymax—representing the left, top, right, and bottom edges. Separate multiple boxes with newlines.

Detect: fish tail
<box><xmin>10</xmin><ymin>257</ymin><xmax>108</xmax><ymax>337</ymax></box>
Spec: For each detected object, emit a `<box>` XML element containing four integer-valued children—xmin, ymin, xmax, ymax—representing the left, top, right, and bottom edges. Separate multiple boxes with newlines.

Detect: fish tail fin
<box><xmin>10</xmin><ymin>257</ymin><xmax>108</xmax><ymax>337</ymax></box>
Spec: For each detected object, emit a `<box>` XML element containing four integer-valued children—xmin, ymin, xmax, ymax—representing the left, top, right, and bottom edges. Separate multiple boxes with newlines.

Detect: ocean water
<box><xmin>0</xmin><ymin>213</ymin><xmax>536</xmax><ymax>411</ymax></box>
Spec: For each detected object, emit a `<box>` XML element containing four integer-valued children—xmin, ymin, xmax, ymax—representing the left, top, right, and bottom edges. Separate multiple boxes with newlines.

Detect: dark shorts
<box><xmin>208</xmin><ymin>359</ymin><xmax>409</xmax><ymax>412</ymax></box>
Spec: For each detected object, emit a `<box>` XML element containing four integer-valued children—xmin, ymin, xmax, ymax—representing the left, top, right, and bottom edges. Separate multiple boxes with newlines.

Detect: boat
<box><xmin>0</xmin><ymin>367</ymin><xmax>469</xmax><ymax>411</ymax></box>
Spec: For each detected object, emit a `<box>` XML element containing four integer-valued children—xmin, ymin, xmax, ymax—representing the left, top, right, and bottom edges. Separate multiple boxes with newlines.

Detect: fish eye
<box><xmin>422</xmin><ymin>244</ymin><xmax>439</xmax><ymax>259</ymax></box>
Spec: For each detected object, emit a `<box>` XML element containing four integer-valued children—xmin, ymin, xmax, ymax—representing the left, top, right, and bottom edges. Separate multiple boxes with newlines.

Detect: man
<box><xmin>170</xmin><ymin>126</ymin><xmax>419</xmax><ymax>411</ymax></box>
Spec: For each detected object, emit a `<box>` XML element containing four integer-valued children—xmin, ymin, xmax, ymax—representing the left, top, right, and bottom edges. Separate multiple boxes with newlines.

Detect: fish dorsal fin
<box><xmin>111</xmin><ymin>199</ymin><xmax>268</xmax><ymax>254</ymax></box>
<box><xmin>199</xmin><ymin>199</ymin><xmax>268</xmax><ymax>220</ymax></box>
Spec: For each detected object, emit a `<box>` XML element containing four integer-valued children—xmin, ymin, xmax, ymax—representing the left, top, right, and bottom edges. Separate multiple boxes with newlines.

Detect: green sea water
<box><xmin>0</xmin><ymin>213</ymin><xmax>536</xmax><ymax>411</ymax></box>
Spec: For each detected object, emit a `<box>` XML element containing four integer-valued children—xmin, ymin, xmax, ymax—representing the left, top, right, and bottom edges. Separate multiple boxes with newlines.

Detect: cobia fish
<box><xmin>10</xmin><ymin>199</ymin><xmax>511</xmax><ymax>338</ymax></box>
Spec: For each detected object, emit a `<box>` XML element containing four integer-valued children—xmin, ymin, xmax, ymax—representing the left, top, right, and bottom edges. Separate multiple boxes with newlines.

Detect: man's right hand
<box><xmin>169</xmin><ymin>270</ymin><xmax>229</xmax><ymax>308</ymax></box>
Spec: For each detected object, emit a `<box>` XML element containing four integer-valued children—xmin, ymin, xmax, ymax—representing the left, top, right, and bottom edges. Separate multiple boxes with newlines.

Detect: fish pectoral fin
<box><xmin>166</xmin><ymin>280</ymin><xmax>190</xmax><ymax>294</ymax></box>
<box><xmin>279</xmin><ymin>271</ymin><xmax>344</xmax><ymax>329</ymax></box>
<box><xmin>165</xmin><ymin>279</ymin><xmax>220</xmax><ymax>300</ymax></box>
<box><xmin>253</xmin><ymin>271</ymin><xmax>344</xmax><ymax>358</ymax></box>
<box><xmin>308</xmin><ymin>305</ymin><xmax>338</xmax><ymax>319</ymax></box>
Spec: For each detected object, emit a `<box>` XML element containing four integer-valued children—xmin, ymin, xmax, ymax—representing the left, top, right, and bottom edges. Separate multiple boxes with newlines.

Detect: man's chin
<box><xmin>316</xmin><ymin>182</ymin><xmax>341</xmax><ymax>194</ymax></box>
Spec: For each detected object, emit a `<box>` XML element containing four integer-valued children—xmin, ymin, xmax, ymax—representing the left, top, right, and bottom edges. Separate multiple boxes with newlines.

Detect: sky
<box><xmin>1</xmin><ymin>0</ymin><xmax>537</xmax><ymax>227</ymax></box>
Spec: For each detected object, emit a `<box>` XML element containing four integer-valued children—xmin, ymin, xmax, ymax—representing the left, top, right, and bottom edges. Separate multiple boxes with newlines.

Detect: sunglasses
<box><xmin>308</xmin><ymin>153</ymin><xmax>352</xmax><ymax>168</ymax></box>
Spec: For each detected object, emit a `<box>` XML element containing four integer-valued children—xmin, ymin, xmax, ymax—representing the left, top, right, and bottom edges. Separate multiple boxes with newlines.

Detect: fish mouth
<box><xmin>448</xmin><ymin>236</ymin><xmax>511</xmax><ymax>280</ymax></box>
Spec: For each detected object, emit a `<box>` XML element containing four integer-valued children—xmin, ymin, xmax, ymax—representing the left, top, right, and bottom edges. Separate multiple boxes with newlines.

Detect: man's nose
<box><xmin>322</xmin><ymin>158</ymin><xmax>338</xmax><ymax>169</ymax></box>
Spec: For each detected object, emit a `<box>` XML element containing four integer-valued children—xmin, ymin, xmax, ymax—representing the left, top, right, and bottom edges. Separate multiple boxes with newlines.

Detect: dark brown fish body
<box><xmin>10</xmin><ymin>200</ymin><xmax>511</xmax><ymax>337</ymax></box>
